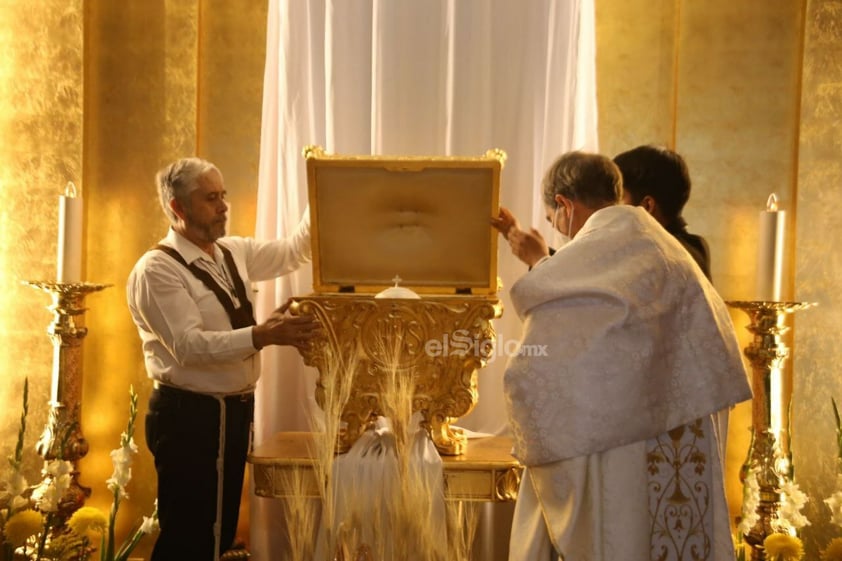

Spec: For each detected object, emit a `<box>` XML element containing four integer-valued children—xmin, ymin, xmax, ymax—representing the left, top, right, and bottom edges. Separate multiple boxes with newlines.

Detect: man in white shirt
<box><xmin>498</xmin><ymin>152</ymin><xmax>751</xmax><ymax>560</ymax></box>
<box><xmin>127</xmin><ymin>157</ymin><xmax>319</xmax><ymax>561</ymax></box>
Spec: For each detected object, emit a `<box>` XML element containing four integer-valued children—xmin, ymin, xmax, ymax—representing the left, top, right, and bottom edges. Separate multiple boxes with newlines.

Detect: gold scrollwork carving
<box><xmin>495</xmin><ymin>467</ymin><xmax>522</xmax><ymax>502</ymax></box>
<box><xmin>291</xmin><ymin>295</ymin><xmax>501</xmax><ymax>455</ymax></box>
<box><xmin>484</xmin><ymin>148</ymin><xmax>508</xmax><ymax>168</ymax></box>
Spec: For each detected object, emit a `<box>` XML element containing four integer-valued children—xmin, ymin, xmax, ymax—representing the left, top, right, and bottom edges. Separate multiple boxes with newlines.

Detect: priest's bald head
<box><xmin>541</xmin><ymin>151</ymin><xmax>623</xmax><ymax>239</ymax></box>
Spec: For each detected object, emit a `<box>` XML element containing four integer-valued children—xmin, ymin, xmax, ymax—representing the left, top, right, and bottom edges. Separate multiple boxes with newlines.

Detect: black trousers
<box><xmin>145</xmin><ymin>385</ymin><xmax>254</xmax><ymax>561</ymax></box>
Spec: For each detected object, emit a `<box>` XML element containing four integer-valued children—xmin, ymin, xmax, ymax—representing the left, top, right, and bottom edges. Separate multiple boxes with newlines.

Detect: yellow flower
<box><xmin>822</xmin><ymin>537</ymin><xmax>842</xmax><ymax>561</ymax></box>
<box><xmin>3</xmin><ymin>508</ymin><xmax>44</xmax><ymax>547</ymax></box>
<box><xmin>67</xmin><ymin>506</ymin><xmax>109</xmax><ymax>536</ymax></box>
<box><xmin>764</xmin><ymin>532</ymin><xmax>804</xmax><ymax>561</ymax></box>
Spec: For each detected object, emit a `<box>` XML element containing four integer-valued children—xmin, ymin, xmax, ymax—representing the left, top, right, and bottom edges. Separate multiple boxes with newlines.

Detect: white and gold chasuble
<box><xmin>503</xmin><ymin>205</ymin><xmax>751</xmax><ymax>561</ymax></box>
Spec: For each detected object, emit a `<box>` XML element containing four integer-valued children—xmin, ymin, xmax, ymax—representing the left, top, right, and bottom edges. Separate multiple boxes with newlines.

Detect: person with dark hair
<box><xmin>501</xmin><ymin>151</ymin><xmax>751</xmax><ymax>561</ymax></box>
<box><xmin>614</xmin><ymin>144</ymin><xmax>711</xmax><ymax>279</ymax></box>
<box><xmin>127</xmin><ymin>157</ymin><xmax>320</xmax><ymax>561</ymax></box>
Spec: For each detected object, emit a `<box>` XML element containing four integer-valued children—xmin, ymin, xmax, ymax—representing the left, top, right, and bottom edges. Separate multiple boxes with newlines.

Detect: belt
<box><xmin>152</xmin><ymin>381</ymin><xmax>254</xmax><ymax>404</ymax></box>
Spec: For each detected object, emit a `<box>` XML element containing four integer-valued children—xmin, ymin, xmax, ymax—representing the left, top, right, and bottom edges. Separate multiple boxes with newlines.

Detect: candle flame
<box><xmin>766</xmin><ymin>193</ymin><xmax>779</xmax><ymax>212</ymax></box>
<box><xmin>64</xmin><ymin>181</ymin><xmax>78</xmax><ymax>198</ymax></box>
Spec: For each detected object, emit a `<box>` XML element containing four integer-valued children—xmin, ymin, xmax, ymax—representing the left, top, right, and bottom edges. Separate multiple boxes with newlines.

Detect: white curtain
<box><xmin>252</xmin><ymin>1</ymin><xmax>597</xmax><ymax>559</ymax></box>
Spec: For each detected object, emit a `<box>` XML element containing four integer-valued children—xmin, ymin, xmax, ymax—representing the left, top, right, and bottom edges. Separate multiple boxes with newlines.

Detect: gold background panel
<box><xmin>792</xmin><ymin>0</ymin><xmax>842</xmax><ymax>556</ymax></box>
<box><xmin>675</xmin><ymin>0</ymin><xmax>804</xmax><ymax>297</ymax></box>
<box><xmin>197</xmin><ymin>1</ymin><xmax>268</xmax><ymax>238</ymax></box>
<box><xmin>82</xmin><ymin>2</ymin><xmax>201</xmax><ymax>557</ymax></box>
<box><xmin>595</xmin><ymin>0</ymin><xmax>679</xmax><ymax>155</ymax></box>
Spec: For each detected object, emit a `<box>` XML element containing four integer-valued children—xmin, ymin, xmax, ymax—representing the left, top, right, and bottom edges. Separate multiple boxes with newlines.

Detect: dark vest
<box><xmin>153</xmin><ymin>244</ymin><xmax>256</xmax><ymax>329</ymax></box>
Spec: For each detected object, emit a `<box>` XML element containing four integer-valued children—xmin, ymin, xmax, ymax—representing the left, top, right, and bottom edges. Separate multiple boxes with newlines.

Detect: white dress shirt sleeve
<box><xmin>237</xmin><ymin>210</ymin><xmax>312</xmax><ymax>281</ymax></box>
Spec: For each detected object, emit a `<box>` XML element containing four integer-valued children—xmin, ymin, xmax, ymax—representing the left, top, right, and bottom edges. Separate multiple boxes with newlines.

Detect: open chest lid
<box><xmin>304</xmin><ymin>146</ymin><xmax>505</xmax><ymax>295</ymax></box>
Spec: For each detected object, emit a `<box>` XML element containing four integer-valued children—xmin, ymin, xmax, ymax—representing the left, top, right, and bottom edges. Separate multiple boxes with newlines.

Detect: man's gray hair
<box><xmin>542</xmin><ymin>151</ymin><xmax>622</xmax><ymax>209</ymax></box>
<box><xmin>156</xmin><ymin>157</ymin><xmax>219</xmax><ymax>225</ymax></box>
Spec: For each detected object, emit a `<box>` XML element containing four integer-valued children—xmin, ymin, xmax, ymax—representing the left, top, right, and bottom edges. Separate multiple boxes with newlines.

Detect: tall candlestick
<box><xmin>756</xmin><ymin>193</ymin><xmax>786</xmax><ymax>301</ymax></box>
<box><xmin>24</xmin><ymin>280</ymin><xmax>111</xmax><ymax>521</ymax></box>
<box><xmin>57</xmin><ymin>182</ymin><xmax>83</xmax><ymax>282</ymax></box>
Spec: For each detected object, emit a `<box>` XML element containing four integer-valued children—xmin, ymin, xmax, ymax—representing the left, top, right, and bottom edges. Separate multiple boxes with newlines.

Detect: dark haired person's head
<box><xmin>613</xmin><ymin>145</ymin><xmax>690</xmax><ymax>226</ymax></box>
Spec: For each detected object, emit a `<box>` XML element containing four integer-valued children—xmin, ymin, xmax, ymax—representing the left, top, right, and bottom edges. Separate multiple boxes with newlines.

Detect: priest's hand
<box><xmin>252</xmin><ymin>299</ymin><xmax>321</xmax><ymax>350</ymax></box>
<box><xmin>509</xmin><ymin>228</ymin><xmax>550</xmax><ymax>268</ymax></box>
<box><xmin>491</xmin><ymin>207</ymin><xmax>521</xmax><ymax>240</ymax></box>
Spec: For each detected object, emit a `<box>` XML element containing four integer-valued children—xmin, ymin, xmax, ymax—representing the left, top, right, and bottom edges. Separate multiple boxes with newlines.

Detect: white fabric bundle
<box><xmin>315</xmin><ymin>416</ymin><xmax>446</xmax><ymax>560</ymax></box>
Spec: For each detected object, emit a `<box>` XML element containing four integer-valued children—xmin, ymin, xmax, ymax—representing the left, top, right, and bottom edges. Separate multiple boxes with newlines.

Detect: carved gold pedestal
<box><xmin>24</xmin><ymin>281</ymin><xmax>110</xmax><ymax>518</ymax></box>
<box><xmin>727</xmin><ymin>300</ymin><xmax>815</xmax><ymax>561</ymax></box>
<box><xmin>291</xmin><ymin>294</ymin><xmax>502</xmax><ymax>455</ymax></box>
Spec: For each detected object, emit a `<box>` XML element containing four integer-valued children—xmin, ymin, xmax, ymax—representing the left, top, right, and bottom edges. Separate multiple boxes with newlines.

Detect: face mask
<box><xmin>552</xmin><ymin>204</ymin><xmax>575</xmax><ymax>246</ymax></box>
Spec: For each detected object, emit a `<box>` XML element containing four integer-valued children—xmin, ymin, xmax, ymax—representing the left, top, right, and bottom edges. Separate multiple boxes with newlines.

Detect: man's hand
<box><xmin>252</xmin><ymin>299</ymin><xmax>321</xmax><ymax>351</ymax></box>
<box><xmin>490</xmin><ymin>207</ymin><xmax>520</xmax><ymax>240</ymax></box>
<box><xmin>509</xmin><ymin>228</ymin><xmax>550</xmax><ymax>268</ymax></box>
<box><xmin>491</xmin><ymin>207</ymin><xmax>551</xmax><ymax>267</ymax></box>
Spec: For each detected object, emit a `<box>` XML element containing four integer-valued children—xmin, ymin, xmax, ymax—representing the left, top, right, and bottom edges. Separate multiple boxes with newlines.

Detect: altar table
<box><xmin>249</xmin><ymin>431</ymin><xmax>522</xmax><ymax>503</ymax></box>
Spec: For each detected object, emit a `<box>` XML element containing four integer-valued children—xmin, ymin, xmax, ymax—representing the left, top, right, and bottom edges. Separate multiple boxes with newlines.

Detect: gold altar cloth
<box><xmin>249</xmin><ymin>432</ymin><xmax>522</xmax><ymax>502</ymax></box>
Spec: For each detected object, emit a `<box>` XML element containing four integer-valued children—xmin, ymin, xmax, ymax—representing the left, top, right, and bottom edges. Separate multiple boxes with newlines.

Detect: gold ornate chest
<box><xmin>290</xmin><ymin>146</ymin><xmax>506</xmax><ymax>456</ymax></box>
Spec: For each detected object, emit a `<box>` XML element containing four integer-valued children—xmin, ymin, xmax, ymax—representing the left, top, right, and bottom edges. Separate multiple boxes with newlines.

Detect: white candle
<box><xmin>756</xmin><ymin>193</ymin><xmax>786</xmax><ymax>301</ymax></box>
<box><xmin>57</xmin><ymin>182</ymin><xmax>83</xmax><ymax>282</ymax></box>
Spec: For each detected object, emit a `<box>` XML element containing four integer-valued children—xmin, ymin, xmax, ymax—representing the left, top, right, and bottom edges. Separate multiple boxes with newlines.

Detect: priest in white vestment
<box><xmin>497</xmin><ymin>151</ymin><xmax>752</xmax><ymax>561</ymax></box>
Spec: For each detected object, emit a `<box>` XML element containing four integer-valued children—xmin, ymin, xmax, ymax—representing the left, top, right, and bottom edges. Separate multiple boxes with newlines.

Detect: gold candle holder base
<box><xmin>726</xmin><ymin>300</ymin><xmax>815</xmax><ymax>561</ymax></box>
<box><xmin>24</xmin><ymin>280</ymin><xmax>110</xmax><ymax>518</ymax></box>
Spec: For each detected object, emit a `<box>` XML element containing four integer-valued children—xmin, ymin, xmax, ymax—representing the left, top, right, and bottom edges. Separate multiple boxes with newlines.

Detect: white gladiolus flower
<box><xmin>777</xmin><ymin>479</ymin><xmax>811</xmax><ymax>532</ymax></box>
<box><xmin>106</xmin><ymin>475</ymin><xmax>131</xmax><ymax>500</ymax></box>
<box><xmin>825</xmin><ymin>474</ymin><xmax>842</xmax><ymax>527</ymax></box>
<box><xmin>31</xmin><ymin>480</ymin><xmax>60</xmax><ymax>512</ymax></box>
<box><xmin>1</xmin><ymin>472</ymin><xmax>29</xmax><ymax>511</ymax></box>
<box><xmin>114</xmin><ymin>435</ymin><xmax>139</xmax><ymax>458</ymax></box>
<box><xmin>2</xmin><ymin>385</ymin><xmax>158</xmax><ymax>561</ymax></box>
<box><xmin>42</xmin><ymin>459</ymin><xmax>73</xmax><ymax>478</ymax></box>
<box><xmin>31</xmin><ymin>460</ymin><xmax>74</xmax><ymax>512</ymax></box>
<box><xmin>140</xmin><ymin>513</ymin><xmax>159</xmax><ymax>534</ymax></box>
<box><xmin>107</xmin><ymin>437</ymin><xmax>138</xmax><ymax>497</ymax></box>
<box><xmin>112</xmin><ymin>444</ymin><xmax>135</xmax><ymax>466</ymax></box>
<box><xmin>107</xmin><ymin>455</ymin><xmax>132</xmax><ymax>490</ymax></box>
<box><xmin>781</xmin><ymin>480</ymin><xmax>809</xmax><ymax>508</ymax></box>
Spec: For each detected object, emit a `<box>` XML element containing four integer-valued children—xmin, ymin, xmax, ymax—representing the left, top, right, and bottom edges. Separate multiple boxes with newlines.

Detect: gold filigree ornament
<box><xmin>291</xmin><ymin>295</ymin><xmax>501</xmax><ymax>455</ymax></box>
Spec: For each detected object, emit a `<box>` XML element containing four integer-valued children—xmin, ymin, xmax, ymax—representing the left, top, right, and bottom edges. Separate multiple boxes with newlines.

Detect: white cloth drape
<box><xmin>252</xmin><ymin>1</ymin><xmax>597</xmax><ymax>559</ymax></box>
